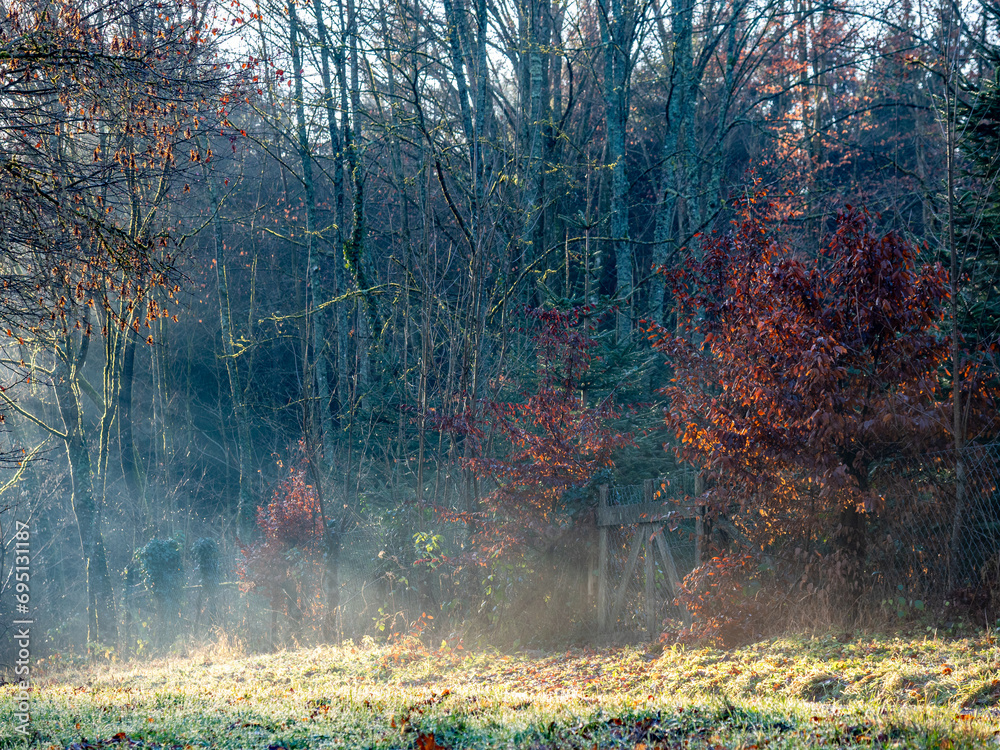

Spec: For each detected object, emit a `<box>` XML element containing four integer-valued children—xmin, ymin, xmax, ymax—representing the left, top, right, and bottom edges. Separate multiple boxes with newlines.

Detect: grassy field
<box><xmin>1</xmin><ymin>631</ymin><xmax>998</xmax><ymax>749</ymax></box>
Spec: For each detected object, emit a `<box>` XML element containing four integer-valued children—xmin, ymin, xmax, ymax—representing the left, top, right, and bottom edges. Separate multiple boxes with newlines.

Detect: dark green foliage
<box><xmin>955</xmin><ymin>45</ymin><xmax>1000</xmax><ymax>363</ymax></box>
<box><xmin>140</xmin><ymin>538</ymin><xmax>184</xmax><ymax>596</ymax></box>
<box><xmin>139</xmin><ymin>538</ymin><xmax>185</xmax><ymax>643</ymax></box>
<box><xmin>193</xmin><ymin>537</ymin><xmax>220</xmax><ymax>588</ymax></box>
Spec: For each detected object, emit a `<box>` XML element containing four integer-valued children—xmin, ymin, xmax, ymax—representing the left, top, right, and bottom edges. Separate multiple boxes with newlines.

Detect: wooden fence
<box><xmin>596</xmin><ymin>479</ymin><xmax>700</xmax><ymax>637</ymax></box>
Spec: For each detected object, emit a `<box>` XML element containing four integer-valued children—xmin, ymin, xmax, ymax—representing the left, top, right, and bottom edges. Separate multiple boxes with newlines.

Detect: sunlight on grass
<box><xmin>1</xmin><ymin>632</ymin><xmax>997</xmax><ymax>748</ymax></box>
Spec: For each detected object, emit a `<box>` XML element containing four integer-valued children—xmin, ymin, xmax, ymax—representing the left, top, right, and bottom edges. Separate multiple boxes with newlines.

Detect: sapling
<box><xmin>193</xmin><ymin>537</ymin><xmax>221</xmax><ymax>628</ymax></box>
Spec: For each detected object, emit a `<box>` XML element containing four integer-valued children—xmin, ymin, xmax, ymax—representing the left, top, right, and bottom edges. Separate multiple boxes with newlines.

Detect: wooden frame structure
<box><xmin>597</xmin><ymin>480</ymin><xmax>695</xmax><ymax>634</ymax></box>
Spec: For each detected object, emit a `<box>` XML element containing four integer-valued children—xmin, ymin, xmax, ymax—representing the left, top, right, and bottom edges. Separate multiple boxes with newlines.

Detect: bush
<box><xmin>238</xmin><ymin>462</ymin><xmax>325</xmax><ymax>645</ymax></box>
<box><xmin>139</xmin><ymin>537</ymin><xmax>184</xmax><ymax>644</ymax></box>
<box><xmin>672</xmin><ymin>553</ymin><xmax>783</xmax><ymax>647</ymax></box>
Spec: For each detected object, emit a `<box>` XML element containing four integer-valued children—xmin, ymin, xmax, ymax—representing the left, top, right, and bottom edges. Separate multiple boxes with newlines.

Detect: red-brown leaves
<box><xmin>255</xmin><ymin>465</ymin><xmax>324</xmax><ymax>548</ymax></box>
<box><xmin>437</xmin><ymin>307</ymin><xmax>634</xmax><ymax>560</ymax></box>
<box><xmin>237</xmin><ymin>453</ymin><xmax>325</xmax><ymax>614</ymax></box>
<box><xmin>651</xmin><ymin>199</ymin><xmax>949</xmax><ymax>525</ymax></box>
<box><xmin>672</xmin><ymin>553</ymin><xmax>775</xmax><ymax>646</ymax></box>
<box><xmin>414</xmin><ymin>734</ymin><xmax>449</xmax><ymax>750</ymax></box>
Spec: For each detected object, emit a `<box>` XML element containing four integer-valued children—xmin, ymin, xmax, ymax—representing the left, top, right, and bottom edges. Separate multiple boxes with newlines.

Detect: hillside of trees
<box><xmin>0</xmin><ymin>0</ymin><xmax>998</xmax><ymax>653</ymax></box>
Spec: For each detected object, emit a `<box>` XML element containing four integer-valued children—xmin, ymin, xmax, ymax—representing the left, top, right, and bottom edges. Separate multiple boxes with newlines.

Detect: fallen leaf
<box><xmin>415</xmin><ymin>733</ymin><xmax>449</xmax><ymax>750</ymax></box>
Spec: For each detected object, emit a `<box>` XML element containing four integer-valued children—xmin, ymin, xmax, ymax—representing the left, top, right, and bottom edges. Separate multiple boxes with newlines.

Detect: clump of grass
<box><xmin>791</xmin><ymin>671</ymin><xmax>845</xmax><ymax>701</ymax></box>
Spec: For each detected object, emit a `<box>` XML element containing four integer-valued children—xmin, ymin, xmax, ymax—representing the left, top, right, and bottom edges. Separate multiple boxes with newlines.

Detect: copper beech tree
<box><xmin>648</xmin><ymin>201</ymin><xmax>952</xmax><ymax>591</ymax></box>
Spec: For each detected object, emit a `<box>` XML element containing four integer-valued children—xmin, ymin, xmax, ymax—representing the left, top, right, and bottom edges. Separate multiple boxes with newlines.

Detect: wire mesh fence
<box><xmin>599</xmin><ymin>444</ymin><xmax>1000</xmax><ymax>638</ymax></box>
<box><xmin>864</xmin><ymin>444</ymin><xmax>1000</xmax><ymax>600</ymax></box>
<box><xmin>334</xmin><ymin>517</ymin><xmax>418</xmax><ymax>637</ymax></box>
<box><xmin>109</xmin><ymin>443</ymin><xmax>1000</xmax><ymax>650</ymax></box>
<box><xmin>958</xmin><ymin>445</ymin><xmax>1000</xmax><ymax>582</ymax></box>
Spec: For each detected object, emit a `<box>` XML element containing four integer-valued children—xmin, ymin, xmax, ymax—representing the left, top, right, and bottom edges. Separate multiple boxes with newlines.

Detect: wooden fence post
<box><xmin>643</xmin><ymin>480</ymin><xmax>655</xmax><ymax>636</ymax></box>
<box><xmin>598</xmin><ymin>484</ymin><xmax>609</xmax><ymax>630</ymax></box>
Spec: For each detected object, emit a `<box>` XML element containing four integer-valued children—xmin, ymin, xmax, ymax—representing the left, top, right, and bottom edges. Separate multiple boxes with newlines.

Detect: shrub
<box><xmin>672</xmin><ymin>553</ymin><xmax>782</xmax><ymax>647</ymax></box>
<box><xmin>139</xmin><ymin>538</ymin><xmax>184</xmax><ymax>644</ymax></box>
<box><xmin>238</xmin><ymin>462</ymin><xmax>325</xmax><ymax>644</ymax></box>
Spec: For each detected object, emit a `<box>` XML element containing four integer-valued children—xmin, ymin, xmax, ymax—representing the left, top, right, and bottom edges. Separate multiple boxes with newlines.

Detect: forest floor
<box><xmin>1</xmin><ymin>630</ymin><xmax>998</xmax><ymax>749</ymax></box>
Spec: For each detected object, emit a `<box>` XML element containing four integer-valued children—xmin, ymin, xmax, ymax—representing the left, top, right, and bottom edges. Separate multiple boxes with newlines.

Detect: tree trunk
<box><xmin>600</xmin><ymin>0</ymin><xmax>633</xmax><ymax>341</ymax></box>
<box><xmin>650</xmin><ymin>0</ymin><xmax>694</xmax><ymax>328</ymax></box>
<box><xmin>203</xmin><ymin>155</ymin><xmax>253</xmax><ymax>525</ymax></box>
<box><xmin>117</xmin><ymin>331</ymin><xmax>144</xmax><ymax>498</ymax></box>
<box><xmin>312</xmin><ymin>0</ymin><xmax>351</xmax><ymax>430</ymax></box>
<box><xmin>945</xmin><ymin>40</ymin><xmax>967</xmax><ymax>589</ymax></box>
<box><xmin>836</xmin><ymin>502</ymin><xmax>866</xmax><ymax>618</ymax></box>
<box><xmin>55</xmin><ymin>344</ymin><xmax>117</xmax><ymax>646</ymax></box>
<box><xmin>321</xmin><ymin>524</ymin><xmax>342</xmax><ymax>641</ymax></box>
<box><xmin>521</xmin><ymin>0</ymin><xmax>549</xmax><ymax>290</ymax></box>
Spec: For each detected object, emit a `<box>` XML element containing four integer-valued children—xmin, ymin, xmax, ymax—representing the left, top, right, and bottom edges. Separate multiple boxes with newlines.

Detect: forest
<box><xmin>0</xmin><ymin>0</ymin><xmax>999</xmax><ymax>664</ymax></box>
